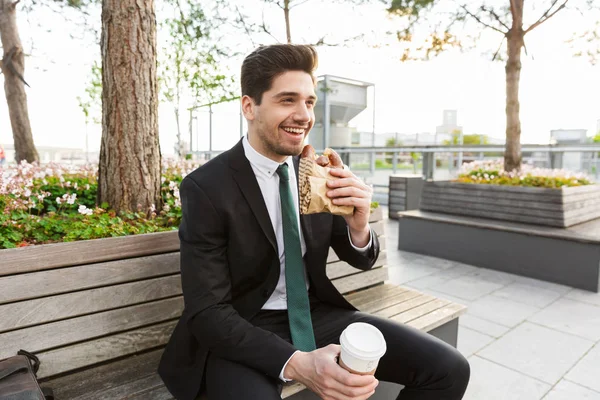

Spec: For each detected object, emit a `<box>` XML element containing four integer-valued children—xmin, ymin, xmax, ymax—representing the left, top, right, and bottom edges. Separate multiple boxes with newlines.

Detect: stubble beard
<box><xmin>262</xmin><ymin>129</ymin><xmax>306</xmax><ymax>158</ymax></box>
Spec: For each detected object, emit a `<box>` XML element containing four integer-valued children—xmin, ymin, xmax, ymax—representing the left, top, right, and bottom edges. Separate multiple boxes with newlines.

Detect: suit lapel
<box><xmin>229</xmin><ymin>140</ymin><xmax>278</xmax><ymax>253</ymax></box>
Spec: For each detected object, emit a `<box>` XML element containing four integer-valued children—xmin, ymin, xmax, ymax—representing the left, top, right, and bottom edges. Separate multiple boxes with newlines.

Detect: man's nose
<box><xmin>293</xmin><ymin>103</ymin><xmax>311</xmax><ymax>123</ymax></box>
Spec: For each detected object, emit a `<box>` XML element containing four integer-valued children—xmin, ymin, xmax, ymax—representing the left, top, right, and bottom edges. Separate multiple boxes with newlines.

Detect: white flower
<box><xmin>163</xmin><ymin>204</ymin><xmax>171</xmax><ymax>212</ymax></box>
<box><xmin>85</xmin><ymin>184</ymin><xmax>90</xmax><ymax>190</ymax></box>
<box><xmin>74</xmin><ymin>182</ymin><xmax>78</xmax><ymax>190</ymax></box>
<box><xmin>23</xmin><ymin>189</ymin><xmax>31</xmax><ymax>197</ymax></box>
<box><xmin>78</xmin><ymin>205</ymin><xmax>93</xmax><ymax>216</ymax></box>
<box><xmin>56</xmin><ymin>197</ymin><xmax>62</xmax><ymax>205</ymax></box>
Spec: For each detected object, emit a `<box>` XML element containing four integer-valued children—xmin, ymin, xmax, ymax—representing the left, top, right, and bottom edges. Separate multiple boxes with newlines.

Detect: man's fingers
<box><xmin>327</xmin><ymin>187</ymin><xmax>369</xmax><ymax>199</ymax></box>
<box><xmin>327</xmin><ymin>176</ymin><xmax>365</xmax><ymax>189</ymax></box>
<box><xmin>335</xmin><ymin>368</ymin><xmax>378</xmax><ymax>388</ymax></box>
<box><xmin>333</xmin><ymin>197</ymin><xmax>371</xmax><ymax>208</ymax></box>
<box><xmin>328</xmin><ymin>167</ymin><xmax>354</xmax><ymax>178</ymax></box>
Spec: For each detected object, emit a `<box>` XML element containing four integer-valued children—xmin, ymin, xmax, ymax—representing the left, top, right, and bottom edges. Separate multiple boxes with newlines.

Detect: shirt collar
<box><xmin>243</xmin><ymin>135</ymin><xmax>294</xmax><ymax>177</ymax></box>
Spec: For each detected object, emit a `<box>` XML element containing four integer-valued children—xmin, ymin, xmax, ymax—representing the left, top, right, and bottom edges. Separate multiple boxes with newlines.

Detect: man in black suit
<box><xmin>158</xmin><ymin>44</ymin><xmax>470</xmax><ymax>400</ymax></box>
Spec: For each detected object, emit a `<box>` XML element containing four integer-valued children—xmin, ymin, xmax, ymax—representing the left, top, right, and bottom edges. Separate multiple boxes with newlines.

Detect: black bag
<box><xmin>0</xmin><ymin>350</ymin><xmax>54</xmax><ymax>400</ymax></box>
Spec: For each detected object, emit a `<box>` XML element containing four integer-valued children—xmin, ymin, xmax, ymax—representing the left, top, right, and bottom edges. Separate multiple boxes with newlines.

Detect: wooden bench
<box><xmin>0</xmin><ymin>208</ymin><xmax>467</xmax><ymax>399</ymax></box>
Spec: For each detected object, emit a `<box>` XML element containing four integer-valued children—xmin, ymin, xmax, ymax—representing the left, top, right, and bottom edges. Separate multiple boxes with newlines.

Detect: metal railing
<box><xmin>192</xmin><ymin>144</ymin><xmax>600</xmax><ymax>205</ymax></box>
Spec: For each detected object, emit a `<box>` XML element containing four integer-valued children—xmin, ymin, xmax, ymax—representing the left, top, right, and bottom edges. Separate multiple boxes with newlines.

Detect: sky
<box><xmin>0</xmin><ymin>0</ymin><xmax>599</xmax><ymax>155</ymax></box>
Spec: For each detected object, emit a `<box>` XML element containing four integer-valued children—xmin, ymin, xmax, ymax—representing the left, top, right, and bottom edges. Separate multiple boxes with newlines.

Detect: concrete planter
<box><xmin>420</xmin><ymin>181</ymin><xmax>600</xmax><ymax>228</ymax></box>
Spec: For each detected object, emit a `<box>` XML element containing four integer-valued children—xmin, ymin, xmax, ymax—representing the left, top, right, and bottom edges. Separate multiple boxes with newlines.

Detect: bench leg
<box><xmin>428</xmin><ymin>319</ymin><xmax>459</xmax><ymax>348</ymax></box>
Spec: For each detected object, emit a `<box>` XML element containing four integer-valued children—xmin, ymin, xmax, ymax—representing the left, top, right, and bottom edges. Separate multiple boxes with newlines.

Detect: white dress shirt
<box><xmin>242</xmin><ymin>136</ymin><xmax>372</xmax><ymax>380</ymax></box>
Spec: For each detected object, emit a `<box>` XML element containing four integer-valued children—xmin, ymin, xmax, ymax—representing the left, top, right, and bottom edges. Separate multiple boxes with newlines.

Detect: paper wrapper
<box><xmin>299</xmin><ymin>157</ymin><xmax>354</xmax><ymax>216</ymax></box>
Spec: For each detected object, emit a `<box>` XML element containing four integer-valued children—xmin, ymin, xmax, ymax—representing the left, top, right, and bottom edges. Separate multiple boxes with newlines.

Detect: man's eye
<box><xmin>306</xmin><ymin>101</ymin><xmax>315</xmax><ymax>107</ymax></box>
<box><xmin>282</xmin><ymin>98</ymin><xmax>294</xmax><ymax>103</ymax></box>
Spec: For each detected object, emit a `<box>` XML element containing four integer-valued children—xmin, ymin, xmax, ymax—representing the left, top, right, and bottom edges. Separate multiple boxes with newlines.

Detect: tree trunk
<box><xmin>504</xmin><ymin>0</ymin><xmax>524</xmax><ymax>172</ymax></box>
<box><xmin>0</xmin><ymin>0</ymin><xmax>38</xmax><ymax>163</ymax></box>
<box><xmin>284</xmin><ymin>0</ymin><xmax>291</xmax><ymax>43</ymax></box>
<box><xmin>98</xmin><ymin>0</ymin><xmax>161</xmax><ymax>214</ymax></box>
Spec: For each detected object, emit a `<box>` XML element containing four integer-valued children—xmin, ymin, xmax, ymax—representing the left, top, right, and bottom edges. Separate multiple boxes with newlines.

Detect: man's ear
<box><xmin>241</xmin><ymin>95</ymin><xmax>256</xmax><ymax>121</ymax></box>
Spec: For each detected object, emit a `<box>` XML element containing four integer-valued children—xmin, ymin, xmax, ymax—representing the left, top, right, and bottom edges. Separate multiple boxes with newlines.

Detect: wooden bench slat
<box><xmin>125</xmin><ymin>386</ymin><xmax>174</xmax><ymax>400</ymax></box>
<box><xmin>355</xmin><ymin>289</ymin><xmax>422</xmax><ymax>315</ymax></box>
<box><xmin>91</xmin><ymin>372</ymin><xmax>166</xmax><ymax>400</ymax></box>
<box><xmin>394</xmin><ymin>298</ymin><xmax>450</xmax><ymax>325</ymax></box>
<box><xmin>37</xmin><ymin>320</ymin><xmax>177</xmax><ymax>379</ymax></box>
<box><xmin>0</xmin><ymin>231</ymin><xmax>180</xmax><ymax>277</ymax></box>
<box><xmin>0</xmin><ymin>253</ymin><xmax>180</xmax><ymax>305</ymax></box>
<box><xmin>409</xmin><ymin>303</ymin><xmax>468</xmax><ymax>332</ymax></box>
<box><xmin>343</xmin><ymin>283</ymin><xmax>400</xmax><ymax>303</ymax></box>
<box><xmin>0</xmin><ymin>297</ymin><xmax>183</xmax><ymax>360</ymax></box>
<box><xmin>42</xmin><ymin>349</ymin><xmax>164</xmax><ymax>399</ymax></box>
<box><xmin>333</xmin><ymin>267</ymin><xmax>388</xmax><ymax>294</ymax></box>
<box><xmin>0</xmin><ymin>275</ymin><xmax>182</xmax><ymax>333</ymax></box>
<box><xmin>374</xmin><ymin>294</ymin><xmax>435</xmax><ymax>319</ymax></box>
<box><xmin>327</xmin><ymin>251</ymin><xmax>387</xmax><ymax>280</ymax></box>
<box><xmin>282</xmin><ymin>382</ymin><xmax>307</xmax><ymax>398</ymax></box>
<box><xmin>8</xmin><ymin>206</ymin><xmax>467</xmax><ymax>397</ymax></box>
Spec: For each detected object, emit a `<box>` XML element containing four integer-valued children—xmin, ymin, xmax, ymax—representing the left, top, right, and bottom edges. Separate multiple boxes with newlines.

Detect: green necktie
<box><xmin>276</xmin><ymin>163</ymin><xmax>316</xmax><ymax>352</ymax></box>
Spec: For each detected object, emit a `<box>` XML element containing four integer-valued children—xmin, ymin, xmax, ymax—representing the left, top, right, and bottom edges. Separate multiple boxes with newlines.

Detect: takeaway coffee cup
<box><xmin>339</xmin><ymin>322</ymin><xmax>387</xmax><ymax>375</ymax></box>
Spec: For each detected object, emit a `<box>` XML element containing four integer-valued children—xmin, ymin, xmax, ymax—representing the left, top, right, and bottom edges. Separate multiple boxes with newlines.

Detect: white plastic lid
<box><xmin>340</xmin><ymin>322</ymin><xmax>387</xmax><ymax>360</ymax></box>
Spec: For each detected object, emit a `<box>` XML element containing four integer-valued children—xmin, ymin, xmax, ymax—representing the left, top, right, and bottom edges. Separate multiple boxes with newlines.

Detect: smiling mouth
<box><xmin>281</xmin><ymin>127</ymin><xmax>307</xmax><ymax>135</ymax></box>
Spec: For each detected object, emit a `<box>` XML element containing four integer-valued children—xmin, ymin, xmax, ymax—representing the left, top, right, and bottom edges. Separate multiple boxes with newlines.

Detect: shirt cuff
<box><xmin>279</xmin><ymin>350</ymin><xmax>300</xmax><ymax>382</ymax></box>
<box><xmin>347</xmin><ymin>226</ymin><xmax>372</xmax><ymax>253</ymax></box>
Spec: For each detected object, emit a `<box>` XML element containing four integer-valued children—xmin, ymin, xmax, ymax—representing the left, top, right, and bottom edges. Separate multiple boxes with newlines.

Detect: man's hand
<box><xmin>284</xmin><ymin>344</ymin><xmax>378</xmax><ymax>400</ymax></box>
<box><xmin>327</xmin><ymin>168</ymin><xmax>373</xmax><ymax>247</ymax></box>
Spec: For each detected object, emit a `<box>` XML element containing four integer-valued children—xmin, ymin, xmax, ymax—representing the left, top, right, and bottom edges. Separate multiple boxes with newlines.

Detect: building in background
<box><xmin>550</xmin><ymin>129</ymin><xmax>590</xmax><ymax>172</ymax></box>
<box><xmin>436</xmin><ymin>110</ymin><xmax>463</xmax><ymax>140</ymax></box>
<box><xmin>309</xmin><ymin>75</ymin><xmax>373</xmax><ymax>150</ymax></box>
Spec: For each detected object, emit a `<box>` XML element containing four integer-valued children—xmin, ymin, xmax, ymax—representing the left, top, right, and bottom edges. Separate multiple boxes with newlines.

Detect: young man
<box><xmin>158</xmin><ymin>44</ymin><xmax>470</xmax><ymax>400</ymax></box>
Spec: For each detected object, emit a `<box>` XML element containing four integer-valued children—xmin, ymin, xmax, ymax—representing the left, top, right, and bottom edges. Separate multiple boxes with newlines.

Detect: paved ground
<box><xmin>384</xmin><ymin>212</ymin><xmax>600</xmax><ymax>400</ymax></box>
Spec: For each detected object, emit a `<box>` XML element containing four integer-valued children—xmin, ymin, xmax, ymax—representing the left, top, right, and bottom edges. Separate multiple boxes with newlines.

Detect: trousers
<box><xmin>202</xmin><ymin>296</ymin><xmax>470</xmax><ymax>400</ymax></box>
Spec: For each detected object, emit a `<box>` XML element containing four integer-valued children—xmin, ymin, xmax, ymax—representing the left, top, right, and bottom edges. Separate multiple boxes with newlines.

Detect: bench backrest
<box><xmin>0</xmin><ymin>208</ymin><xmax>387</xmax><ymax>379</ymax></box>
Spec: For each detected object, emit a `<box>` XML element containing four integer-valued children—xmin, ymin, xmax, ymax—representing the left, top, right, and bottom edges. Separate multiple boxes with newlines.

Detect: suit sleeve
<box><xmin>179</xmin><ymin>176</ymin><xmax>297</xmax><ymax>378</ymax></box>
<box><xmin>330</xmin><ymin>215</ymin><xmax>380</xmax><ymax>271</ymax></box>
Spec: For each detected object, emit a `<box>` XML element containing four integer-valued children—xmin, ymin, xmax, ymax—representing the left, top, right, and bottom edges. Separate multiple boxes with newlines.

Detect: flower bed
<box><xmin>457</xmin><ymin>159</ymin><xmax>592</xmax><ymax>188</ymax></box>
<box><xmin>1</xmin><ymin>160</ymin><xmax>381</xmax><ymax>249</ymax></box>
<box><xmin>0</xmin><ymin>159</ymin><xmax>202</xmax><ymax>249</ymax></box>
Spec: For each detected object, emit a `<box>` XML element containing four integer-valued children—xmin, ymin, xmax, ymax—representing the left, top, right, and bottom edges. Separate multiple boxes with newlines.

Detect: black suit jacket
<box><xmin>158</xmin><ymin>139</ymin><xmax>380</xmax><ymax>400</ymax></box>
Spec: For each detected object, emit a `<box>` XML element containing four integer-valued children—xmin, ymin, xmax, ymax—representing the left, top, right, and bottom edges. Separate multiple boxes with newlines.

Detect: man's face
<box><xmin>243</xmin><ymin>70</ymin><xmax>316</xmax><ymax>162</ymax></box>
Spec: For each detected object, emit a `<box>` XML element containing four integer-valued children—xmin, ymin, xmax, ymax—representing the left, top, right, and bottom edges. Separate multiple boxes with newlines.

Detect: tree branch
<box><xmin>492</xmin><ymin>36</ymin><xmax>506</xmax><ymax>60</ymax></box>
<box><xmin>261</xmin><ymin>11</ymin><xmax>281</xmax><ymax>43</ymax></box>
<box><xmin>480</xmin><ymin>5</ymin><xmax>509</xmax><ymax>30</ymax></box>
<box><xmin>10</xmin><ymin>0</ymin><xmax>21</xmax><ymax>10</ymax></box>
<box><xmin>461</xmin><ymin>5</ymin><xmax>507</xmax><ymax>35</ymax></box>
<box><xmin>310</xmin><ymin>32</ymin><xmax>365</xmax><ymax>47</ymax></box>
<box><xmin>525</xmin><ymin>0</ymin><xmax>569</xmax><ymax>34</ymax></box>
<box><xmin>235</xmin><ymin>5</ymin><xmax>257</xmax><ymax>48</ymax></box>
<box><xmin>290</xmin><ymin>0</ymin><xmax>311</xmax><ymax>9</ymax></box>
<box><xmin>3</xmin><ymin>46</ymin><xmax>30</xmax><ymax>87</ymax></box>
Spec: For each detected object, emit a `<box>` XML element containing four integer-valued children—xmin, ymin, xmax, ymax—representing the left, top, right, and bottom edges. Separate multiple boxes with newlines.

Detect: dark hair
<box><xmin>241</xmin><ymin>44</ymin><xmax>318</xmax><ymax>105</ymax></box>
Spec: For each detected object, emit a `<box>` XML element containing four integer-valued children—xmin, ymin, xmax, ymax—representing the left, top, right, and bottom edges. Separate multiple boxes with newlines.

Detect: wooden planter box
<box><xmin>387</xmin><ymin>174</ymin><xmax>424</xmax><ymax>220</ymax></box>
<box><xmin>420</xmin><ymin>181</ymin><xmax>600</xmax><ymax>228</ymax></box>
